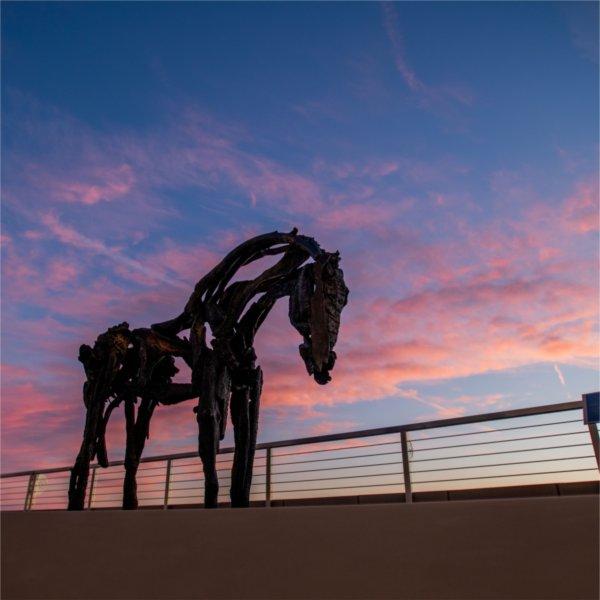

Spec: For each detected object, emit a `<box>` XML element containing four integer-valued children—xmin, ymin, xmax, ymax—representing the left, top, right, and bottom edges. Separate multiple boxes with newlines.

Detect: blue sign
<box><xmin>582</xmin><ymin>392</ymin><xmax>599</xmax><ymax>425</ymax></box>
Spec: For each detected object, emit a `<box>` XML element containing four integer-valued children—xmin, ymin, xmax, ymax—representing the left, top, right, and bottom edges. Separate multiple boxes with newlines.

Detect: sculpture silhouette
<box><xmin>68</xmin><ymin>229</ymin><xmax>349</xmax><ymax>510</ymax></box>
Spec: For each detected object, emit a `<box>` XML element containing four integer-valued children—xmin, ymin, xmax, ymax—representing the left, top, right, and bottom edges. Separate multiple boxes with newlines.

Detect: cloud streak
<box><xmin>39</xmin><ymin>212</ymin><xmax>189</xmax><ymax>290</ymax></box>
<box><xmin>554</xmin><ymin>364</ymin><xmax>567</xmax><ymax>387</ymax></box>
<box><xmin>380</xmin><ymin>1</ymin><xmax>474</xmax><ymax>115</ymax></box>
<box><xmin>380</xmin><ymin>2</ymin><xmax>425</xmax><ymax>93</ymax></box>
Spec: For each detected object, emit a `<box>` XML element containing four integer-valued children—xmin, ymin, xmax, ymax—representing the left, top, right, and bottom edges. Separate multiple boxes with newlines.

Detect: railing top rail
<box><xmin>0</xmin><ymin>400</ymin><xmax>583</xmax><ymax>479</ymax></box>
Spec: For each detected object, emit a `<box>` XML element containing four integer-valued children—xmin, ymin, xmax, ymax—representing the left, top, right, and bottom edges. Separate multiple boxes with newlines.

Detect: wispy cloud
<box><xmin>380</xmin><ymin>2</ymin><xmax>425</xmax><ymax>94</ymax></box>
<box><xmin>40</xmin><ymin>213</ymin><xmax>189</xmax><ymax>290</ymax></box>
<box><xmin>380</xmin><ymin>2</ymin><xmax>474</xmax><ymax>123</ymax></box>
<box><xmin>562</xmin><ymin>1</ymin><xmax>599</xmax><ymax>64</ymax></box>
<box><xmin>49</xmin><ymin>164</ymin><xmax>135</xmax><ymax>205</ymax></box>
<box><xmin>554</xmin><ymin>363</ymin><xmax>567</xmax><ymax>387</ymax></box>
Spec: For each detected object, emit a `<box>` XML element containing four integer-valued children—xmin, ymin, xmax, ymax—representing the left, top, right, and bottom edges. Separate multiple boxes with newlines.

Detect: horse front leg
<box><xmin>68</xmin><ymin>395</ymin><xmax>103</xmax><ymax>510</ymax></box>
<box><xmin>197</xmin><ymin>404</ymin><xmax>220</xmax><ymax>508</ymax></box>
<box><xmin>122</xmin><ymin>396</ymin><xmax>138</xmax><ymax>510</ymax></box>
<box><xmin>123</xmin><ymin>396</ymin><xmax>156</xmax><ymax>510</ymax></box>
<box><xmin>68</xmin><ymin>443</ymin><xmax>92</xmax><ymax>510</ymax></box>
<box><xmin>230</xmin><ymin>366</ymin><xmax>262</xmax><ymax>508</ymax></box>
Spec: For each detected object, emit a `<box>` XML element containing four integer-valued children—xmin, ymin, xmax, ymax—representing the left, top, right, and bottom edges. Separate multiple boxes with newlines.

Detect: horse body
<box><xmin>68</xmin><ymin>229</ymin><xmax>348</xmax><ymax>510</ymax></box>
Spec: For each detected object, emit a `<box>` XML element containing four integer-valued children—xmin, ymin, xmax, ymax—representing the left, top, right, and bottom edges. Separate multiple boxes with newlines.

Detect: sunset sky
<box><xmin>2</xmin><ymin>2</ymin><xmax>598</xmax><ymax>474</ymax></box>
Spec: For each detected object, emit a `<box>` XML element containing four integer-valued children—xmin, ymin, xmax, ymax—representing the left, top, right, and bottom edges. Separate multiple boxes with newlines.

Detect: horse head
<box><xmin>290</xmin><ymin>249</ymin><xmax>349</xmax><ymax>385</ymax></box>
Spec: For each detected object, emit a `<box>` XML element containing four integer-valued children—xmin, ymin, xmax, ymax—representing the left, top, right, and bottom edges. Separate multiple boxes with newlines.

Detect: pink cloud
<box><xmin>112</xmin><ymin>240</ymin><xmax>220</xmax><ymax>288</ymax></box>
<box><xmin>5</xmin><ymin>99</ymin><xmax>325</xmax><ymax>255</ymax></box>
<box><xmin>247</xmin><ymin>177</ymin><xmax>598</xmax><ymax>413</ymax></box>
<box><xmin>316</xmin><ymin>202</ymin><xmax>400</xmax><ymax>231</ymax></box>
<box><xmin>563</xmin><ymin>180</ymin><xmax>599</xmax><ymax>234</ymax></box>
<box><xmin>0</xmin><ymin>375</ymin><xmax>84</xmax><ymax>471</ymax></box>
<box><xmin>49</xmin><ymin>164</ymin><xmax>135</xmax><ymax>205</ymax></box>
<box><xmin>46</xmin><ymin>259</ymin><xmax>80</xmax><ymax>289</ymax></box>
<box><xmin>307</xmin><ymin>419</ymin><xmax>360</xmax><ymax>436</ymax></box>
<box><xmin>0</xmin><ymin>364</ymin><xmax>33</xmax><ymax>380</ymax></box>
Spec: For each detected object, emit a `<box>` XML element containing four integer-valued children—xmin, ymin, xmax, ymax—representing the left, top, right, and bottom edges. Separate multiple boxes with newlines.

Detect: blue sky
<box><xmin>1</xmin><ymin>1</ymin><xmax>598</xmax><ymax>472</ymax></box>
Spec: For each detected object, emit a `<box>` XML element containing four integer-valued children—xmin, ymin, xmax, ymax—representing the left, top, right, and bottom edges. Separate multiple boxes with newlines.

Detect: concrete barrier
<box><xmin>2</xmin><ymin>495</ymin><xmax>598</xmax><ymax>599</ymax></box>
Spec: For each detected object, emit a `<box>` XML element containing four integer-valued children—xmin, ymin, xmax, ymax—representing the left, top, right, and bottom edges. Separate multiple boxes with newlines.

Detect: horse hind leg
<box><xmin>196</xmin><ymin>350</ymin><xmax>221</xmax><ymax>508</ymax></box>
<box><xmin>244</xmin><ymin>366</ymin><xmax>262</xmax><ymax>505</ymax></box>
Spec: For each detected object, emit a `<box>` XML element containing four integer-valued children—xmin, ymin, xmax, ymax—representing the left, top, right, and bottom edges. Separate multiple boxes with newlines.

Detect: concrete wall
<box><xmin>2</xmin><ymin>496</ymin><xmax>598</xmax><ymax>600</ymax></box>
<box><xmin>264</xmin><ymin>480</ymin><xmax>599</xmax><ymax>507</ymax></box>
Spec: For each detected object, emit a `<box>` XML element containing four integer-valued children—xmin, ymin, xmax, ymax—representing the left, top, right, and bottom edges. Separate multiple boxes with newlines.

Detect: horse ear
<box><xmin>78</xmin><ymin>344</ymin><xmax>93</xmax><ymax>364</ymax></box>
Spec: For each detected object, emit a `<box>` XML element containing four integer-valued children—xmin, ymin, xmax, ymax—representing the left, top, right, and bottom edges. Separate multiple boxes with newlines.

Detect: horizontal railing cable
<box><xmin>410</xmin><ymin>431</ymin><xmax>586</xmax><ymax>452</ymax></box>
<box><xmin>270</xmin><ymin>471</ymin><xmax>403</xmax><ymax>485</ymax></box>
<box><xmin>409</xmin><ymin>419</ymin><xmax>581</xmax><ymax>442</ymax></box>
<box><xmin>272</xmin><ymin>449</ymin><xmax>402</xmax><ymax>467</ymax></box>
<box><xmin>273</xmin><ymin>439</ymin><xmax>401</xmax><ymax>458</ymax></box>
<box><xmin>410</xmin><ymin>455</ymin><xmax>594</xmax><ymax>474</ymax></box>
<box><xmin>271</xmin><ymin>481</ymin><xmax>405</xmax><ymax>494</ymax></box>
<box><xmin>409</xmin><ymin>442</ymin><xmax>591</xmax><ymax>463</ymax></box>
<box><xmin>270</xmin><ymin>460</ymin><xmax>403</xmax><ymax>476</ymax></box>
<box><xmin>412</xmin><ymin>467</ymin><xmax>597</xmax><ymax>485</ymax></box>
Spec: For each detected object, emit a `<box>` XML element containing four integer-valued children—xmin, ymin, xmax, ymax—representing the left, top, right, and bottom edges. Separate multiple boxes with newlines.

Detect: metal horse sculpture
<box><xmin>68</xmin><ymin>230</ymin><xmax>349</xmax><ymax>510</ymax></box>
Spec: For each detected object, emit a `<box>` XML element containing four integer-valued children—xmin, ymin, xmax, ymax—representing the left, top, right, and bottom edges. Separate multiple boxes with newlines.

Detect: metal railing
<box><xmin>1</xmin><ymin>399</ymin><xmax>599</xmax><ymax>511</ymax></box>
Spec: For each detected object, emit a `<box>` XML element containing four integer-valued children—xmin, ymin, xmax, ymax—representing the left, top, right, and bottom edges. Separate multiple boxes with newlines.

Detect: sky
<box><xmin>1</xmin><ymin>1</ymin><xmax>598</xmax><ymax>474</ymax></box>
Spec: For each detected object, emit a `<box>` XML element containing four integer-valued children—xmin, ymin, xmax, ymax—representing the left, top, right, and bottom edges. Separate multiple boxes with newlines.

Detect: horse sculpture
<box><xmin>67</xmin><ymin>229</ymin><xmax>349</xmax><ymax>510</ymax></box>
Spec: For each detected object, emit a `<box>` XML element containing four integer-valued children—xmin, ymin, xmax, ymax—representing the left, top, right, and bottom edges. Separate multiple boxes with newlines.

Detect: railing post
<box><xmin>87</xmin><ymin>467</ymin><xmax>96</xmax><ymax>509</ymax></box>
<box><xmin>582</xmin><ymin>393</ymin><xmax>600</xmax><ymax>472</ymax></box>
<box><xmin>24</xmin><ymin>473</ymin><xmax>37</xmax><ymax>511</ymax></box>
<box><xmin>587</xmin><ymin>424</ymin><xmax>600</xmax><ymax>472</ymax></box>
<box><xmin>265</xmin><ymin>448</ymin><xmax>272</xmax><ymax>507</ymax></box>
<box><xmin>163</xmin><ymin>459</ymin><xmax>172</xmax><ymax>509</ymax></box>
<box><xmin>400</xmin><ymin>432</ymin><xmax>412</xmax><ymax>503</ymax></box>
